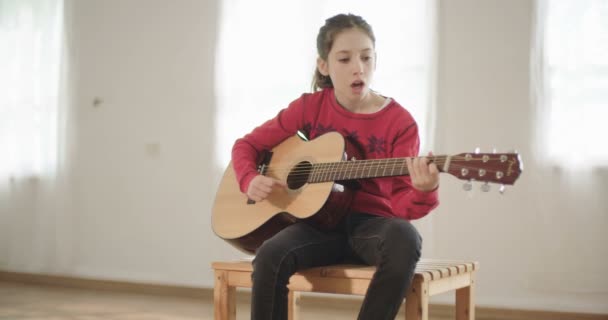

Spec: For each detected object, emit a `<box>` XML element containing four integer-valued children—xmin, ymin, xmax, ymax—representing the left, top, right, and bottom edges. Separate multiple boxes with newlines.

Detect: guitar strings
<box><xmin>279</xmin><ymin>163</ymin><xmax>513</xmax><ymax>186</ymax></box>
<box><xmin>283</xmin><ymin>163</ymin><xmax>513</xmax><ymax>185</ymax></box>
<box><xmin>263</xmin><ymin>156</ymin><xmax>516</xmax><ymax>176</ymax></box>
<box><xmin>263</xmin><ymin>155</ymin><xmax>510</xmax><ymax>172</ymax></box>
<box><xmin>261</xmin><ymin>161</ymin><xmax>516</xmax><ymax>183</ymax></box>
<box><xmin>303</xmin><ymin>164</ymin><xmax>509</xmax><ymax>179</ymax></box>
<box><xmin>264</xmin><ymin>162</ymin><xmax>514</xmax><ymax>178</ymax></box>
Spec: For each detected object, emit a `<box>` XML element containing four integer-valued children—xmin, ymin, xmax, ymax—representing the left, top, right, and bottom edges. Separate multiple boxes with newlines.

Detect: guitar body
<box><xmin>211</xmin><ymin>132</ymin><xmax>358</xmax><ymax>254</ymax></box>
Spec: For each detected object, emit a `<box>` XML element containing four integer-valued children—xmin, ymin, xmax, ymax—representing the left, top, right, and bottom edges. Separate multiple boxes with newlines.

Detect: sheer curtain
<box><xmin>532</xmin><ymin>0</ymin><xmax>608</xmax><ymax>169</ymax></box>
<box><xmin>529</xmin><ymin>1</ymin><xmax>607</xmax><ymax>305</ymax></box>
<box><xmin>0</xmin><ymin>0</ymin><xmax>64</xmax><ymax>178</ymax></box>
<box><xmin>214</xmin><ymin>0</ymin><xmax>437</xmax><ymax>167</ymax></box>
<box><xmin>0</xmin><ymin>0</ymin><xmax>71</xmax><ymax>273</ymax></box>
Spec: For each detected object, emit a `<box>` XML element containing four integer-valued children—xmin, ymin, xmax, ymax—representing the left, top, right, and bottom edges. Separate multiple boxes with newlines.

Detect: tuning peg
<box><xmin>481</xmin><ymin>182</ymin><xmax>491</xmax><ymax>192</ymax></box>
<box><xmin>474</xmin><ymin>147</ymin><xmax>480</xmax><ymax>154</ymax></box>
<box><xmin>463</xmin><ymin>180</ymin><xmax>472</xmax><ymax>191</ymax></box>
<box><xmin>499</xmin><ymin>184</ymin><xmax>506</xmax><ymax>194</ymax></box>
<box><xmin>492</xmin><ymin>147</ymin><xmax>497</xmax><ymax>154</ymax></box>
<box><xmin>507</xmin><ymin>149</ymin><xmax>518</xmax><ymax>154</ymax></box>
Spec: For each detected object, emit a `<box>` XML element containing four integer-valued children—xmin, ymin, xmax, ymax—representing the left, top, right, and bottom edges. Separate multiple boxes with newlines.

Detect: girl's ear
<box><xmin>317</xmin><ymin>57</ymin><xmax>329</xmax><ymax>76</ymax></box>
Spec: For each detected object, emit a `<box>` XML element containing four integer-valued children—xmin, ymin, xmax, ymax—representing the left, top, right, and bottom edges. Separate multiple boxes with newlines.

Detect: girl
<box><xmin>231</xmin><ymin>13</ymin><xmax>440</xmax><ymax>320</ymax></box>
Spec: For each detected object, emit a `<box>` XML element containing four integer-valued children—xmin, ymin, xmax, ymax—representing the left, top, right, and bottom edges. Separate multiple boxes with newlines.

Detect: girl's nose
<box><xmin>353</xmin><ymin>60</ymin><xmax>364</xmax><ymax>75</ymax></box>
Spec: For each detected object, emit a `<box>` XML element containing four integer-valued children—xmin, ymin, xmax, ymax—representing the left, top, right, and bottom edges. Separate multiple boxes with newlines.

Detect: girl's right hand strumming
<box><xmin>246</xmin><ymin>175</ymin><xmax>288</xmax><ymax>202</ymax></box>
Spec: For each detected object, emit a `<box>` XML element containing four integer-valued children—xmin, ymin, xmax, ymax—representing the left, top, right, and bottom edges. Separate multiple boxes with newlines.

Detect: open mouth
<box><xmin>351</xmin><ymin>80</ymin><xmax>365</xmax><ymax>89</ymax></box>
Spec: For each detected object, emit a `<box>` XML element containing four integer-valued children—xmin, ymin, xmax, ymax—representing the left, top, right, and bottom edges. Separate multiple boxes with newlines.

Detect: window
<box><xmin>214</xmin><ymin>0</ymin><xmax>437</xmax><ymax>167</ymax></box>
<box><xmin>0</xmin><ymin>0</ymin><xmax>64</xmax><ymax>178</ymax></box>
<box><xmin>535</xmin><ymin>0</ymin><xmax>608</xmax><ymax>167</ymax></box>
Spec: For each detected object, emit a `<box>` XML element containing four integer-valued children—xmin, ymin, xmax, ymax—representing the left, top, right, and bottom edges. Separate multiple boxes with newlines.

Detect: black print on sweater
<box><xmin>344</xmin><ymin>129</ymin><xmax>359</xmax><ymax>142</ymax></box>
<box><xmin>367</xmin><ymin>135</ymin><xmax>386</xmax><ymax>154</ymax></box>
<box><xmin>315</xmin><ymin>124</ymin><xmax>335</xmax><ymax>136</ymax></box>
<box><xmin>301</xmin><ymin>123</ymin><xmax>313</xmax><ymax>138</ymax></box>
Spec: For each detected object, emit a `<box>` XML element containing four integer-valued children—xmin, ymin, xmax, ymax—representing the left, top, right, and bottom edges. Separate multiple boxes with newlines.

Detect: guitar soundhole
<box><xmin>286</xmin><ymin>161</ymin><xmax>312</xmax><ymax>189</ymax></box>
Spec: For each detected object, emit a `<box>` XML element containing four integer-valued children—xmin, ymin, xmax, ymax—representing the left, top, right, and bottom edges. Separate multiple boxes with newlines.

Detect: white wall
<box><xmin>53</xmin><ymin>0</ymin><xmax>228</xmax><ymax>285</ymax></box>
<box><xmin>1</xmin><ymin>0</ymin><xmax>606</xmax><ymax>314</ymax></box>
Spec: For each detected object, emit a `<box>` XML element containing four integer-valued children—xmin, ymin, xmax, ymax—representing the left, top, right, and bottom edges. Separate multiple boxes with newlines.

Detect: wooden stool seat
<box><xmin>212</xmin><ymin>258</ymin><xmax>478</xmax><ymax>320</ymax></box>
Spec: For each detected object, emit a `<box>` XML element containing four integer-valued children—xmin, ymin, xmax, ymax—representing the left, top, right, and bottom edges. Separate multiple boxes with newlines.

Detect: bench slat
<box><xmin>212</xmin><ymin>259</ymin><xmax>476</xmax><ymax>282</ymax></box>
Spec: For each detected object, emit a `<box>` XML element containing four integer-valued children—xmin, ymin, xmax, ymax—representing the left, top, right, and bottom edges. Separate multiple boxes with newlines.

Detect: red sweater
<box><xmin>231</xmin><ymin>88</ymin><xmax>438</xmax><ymax>220</ymax></box>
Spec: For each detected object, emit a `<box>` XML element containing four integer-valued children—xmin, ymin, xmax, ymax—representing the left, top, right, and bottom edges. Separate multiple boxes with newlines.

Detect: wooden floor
<box><xmin>2</xmin><ymin>280</ymin><xmax>606</xmax><ymax>320</ymax></box>
<box><xmin>0</xmin><ymin>280</ymin><xmax>440</xmax><ymax>320</ymax></box>
<box><xmin>5</xmin><ymin>277</ymin><xmax>608</xmax><ymax>320</ymax></box>
<box><xmin>0</xmin><ymin>281</ymin><xmax>210</xmax><ymax>320</ymax></box>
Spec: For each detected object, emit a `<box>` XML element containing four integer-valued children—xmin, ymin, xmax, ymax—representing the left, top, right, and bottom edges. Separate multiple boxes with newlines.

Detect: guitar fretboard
<box><xmin>308</xmin><ymin>157</ymin><xmax>447</xmax><ymax>183</ymax></box>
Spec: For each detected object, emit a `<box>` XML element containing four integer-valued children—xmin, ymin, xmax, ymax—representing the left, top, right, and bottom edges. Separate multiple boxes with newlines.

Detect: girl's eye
<box><xmin>362</xmin><ymin>56</ymin><xmax>371</xmax><ymax>62</ymax></box>
<box><xmin>339</xmin><ymin>58</ymin><xmax>349</xmax><ymax>63</ymax></box>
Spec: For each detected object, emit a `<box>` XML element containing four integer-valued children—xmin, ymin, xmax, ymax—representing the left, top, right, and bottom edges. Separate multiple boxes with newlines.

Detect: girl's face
<box><xmin>317</xmin><ymin>28</ymin><xmax>376</xmax><ymax>108</ymax></box>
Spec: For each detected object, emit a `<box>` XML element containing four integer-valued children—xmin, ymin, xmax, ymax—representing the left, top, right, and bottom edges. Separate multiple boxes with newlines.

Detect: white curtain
<box><xmin>532</xmin><ymin>0</ymin><xmax>608</xmax><ymax>169</ymax></box>
<box><xmin>0</xmin><ymin>0</ymin><xmax>72</xmax><ymax>273</ymax></box>
<box><xmin>528</xmin><ymin>2</ymin><xmax>608</xmax><ymax>305</ymax></box>
<box><xmin>0</xmin><ymin>0</ymin><xmax>64</xmax><ymax>178</ymax></box>
<box><xmin>214</xmin><ymin>0</ymin><xmax>437</xmax><ymax>167</ymax></box>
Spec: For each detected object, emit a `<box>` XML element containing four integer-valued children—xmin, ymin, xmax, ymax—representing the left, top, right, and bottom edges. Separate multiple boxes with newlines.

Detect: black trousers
<box><xmin>251</xmin><ymin>212</ymin><xmax>422</xmax><ymax>320</ymax></box>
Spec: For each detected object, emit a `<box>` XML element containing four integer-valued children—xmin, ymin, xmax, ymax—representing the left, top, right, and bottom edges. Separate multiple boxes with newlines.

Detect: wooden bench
<box><xmin>212</xmin><ymin>259</ymin><xmax>478</xmax><ymax>320</ymax></box>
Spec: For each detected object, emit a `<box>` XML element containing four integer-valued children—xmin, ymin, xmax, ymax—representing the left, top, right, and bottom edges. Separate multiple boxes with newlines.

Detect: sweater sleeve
<box><xmin>390</xmin><ymin>121</ymin><xmax>439</xmax><ymax>220</ymax></box>
<box><xmin>231</xmin><ymin>95</ymin><xmax>307</xmax><ymax>193</ymax></box>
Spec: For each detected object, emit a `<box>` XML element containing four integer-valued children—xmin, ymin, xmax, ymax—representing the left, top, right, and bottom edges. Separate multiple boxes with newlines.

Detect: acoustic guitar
<box><xmin>212</xmin><ymin>131</ymin><xmax>522</xmax><ymax>254</ymax></box>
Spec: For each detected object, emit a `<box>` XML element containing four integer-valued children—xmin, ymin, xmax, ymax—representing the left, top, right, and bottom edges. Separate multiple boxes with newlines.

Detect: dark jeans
<box><xmin>251</xmin><ymin>212</ymin><xmax>422</xmax><ymax>320</ymax></box>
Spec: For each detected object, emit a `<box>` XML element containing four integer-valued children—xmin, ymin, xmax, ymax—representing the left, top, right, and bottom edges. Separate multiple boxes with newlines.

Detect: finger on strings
<box><xmin>428</xmin><ymin>161</ymin><xmax>439</xmax><ymax>175</ymax></box>
<box><xmin>412</xmin><ymin>157</ymin><xmax>424</xmax><ymax>176</ymax></box>
<box><xmin>419</xmin><ymin>156</ymin><xmax>431</xmax><ymax>175</ymax></box>
<box><xmin>405</xmin><ymin>157</ymin><xmax>414</xmax><ymax>175</ymax></box>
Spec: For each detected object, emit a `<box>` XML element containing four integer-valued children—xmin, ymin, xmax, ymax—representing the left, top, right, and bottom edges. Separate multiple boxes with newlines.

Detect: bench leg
<box><xmin>455</xmin><ymin>271</ymin><xmax>475</xmax><ymax>320</ymax></box>
<box><xmin>405</xmin><ymin>278</ymin><xmax>429</xmax><ymax>320</ymax></box>
<box><xmin>288</xmin><ymin>291</ymin><xmax>300</xmax><ymax>320</ymax></box>
<box><xmin>214</xmin><ymin>270</ymin><xmax>236</xmax><ymax>320</ymax></box>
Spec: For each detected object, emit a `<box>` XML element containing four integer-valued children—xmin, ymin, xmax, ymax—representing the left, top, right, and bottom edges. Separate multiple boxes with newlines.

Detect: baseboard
<box><xmin>1</xmin><ymin>270</ymin><xmax>606</xmax><ymax>320</ymax></box>
<box><xmin>0</xmin><ymin>270</ymin><xmax>210</xmax><ymax>299</ymax></box>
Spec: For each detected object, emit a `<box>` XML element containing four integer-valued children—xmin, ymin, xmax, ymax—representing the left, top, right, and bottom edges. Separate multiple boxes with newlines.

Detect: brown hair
<box><xmin>311</xmin><ymin>14</ymin><xmax>376</xmax><ymax>92</ymax></box>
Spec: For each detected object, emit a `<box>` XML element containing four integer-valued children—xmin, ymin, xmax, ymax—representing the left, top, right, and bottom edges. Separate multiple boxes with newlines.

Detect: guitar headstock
<box><xmin>444</xmin><ymin>152</ymin><xmax>523</xmax><ymax>186</ymax></box>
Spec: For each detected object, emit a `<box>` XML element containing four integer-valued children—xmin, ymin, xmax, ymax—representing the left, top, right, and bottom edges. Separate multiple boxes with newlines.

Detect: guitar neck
<box><xmin>308</xmin><ymin>156</ymin><xmax>447</xmax><ymax>183</ymax></box>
